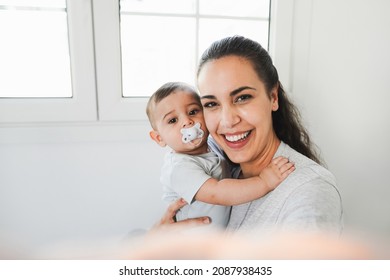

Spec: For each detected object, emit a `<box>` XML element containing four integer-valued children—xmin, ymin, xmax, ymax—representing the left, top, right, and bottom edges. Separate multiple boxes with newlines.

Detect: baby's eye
<box><xmin>189</xmin><ymin>109</ymin><xmax>200</xmax><ymax>115</ymax></box>
<box><xmin>168</xmin><ymin>118</ymin><xmax>177</xmax><ymax>124</ymax></box>
<box><xmin>235</xmin><ymin>94</ymin><xmax>252</xmax><ymax>103</ymax></box>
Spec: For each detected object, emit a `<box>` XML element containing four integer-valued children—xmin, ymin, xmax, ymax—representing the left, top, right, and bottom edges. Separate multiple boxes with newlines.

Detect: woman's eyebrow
<box><xmin>200</xmin><ymin>95</ymin><xmax>215</xmax><ymax>100</ymax></box>
<box><xmin>230</xmin><ymin>86</ymin><xmax>256</xmax><ymax>97</ymax></box>
<box><xmin>200</xmin><ymin>86</ymin><xmax>256</xmax><ymax>100</ymax></box>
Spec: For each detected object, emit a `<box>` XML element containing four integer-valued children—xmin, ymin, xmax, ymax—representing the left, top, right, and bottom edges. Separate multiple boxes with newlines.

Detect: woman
<box><xmin>156</xmin><ymin>36</ymin><xmax>343</xmax><ymax>234</ymax></box>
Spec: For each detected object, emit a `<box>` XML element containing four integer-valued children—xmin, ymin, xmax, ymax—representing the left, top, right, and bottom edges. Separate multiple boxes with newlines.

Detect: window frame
<box><xmin>0</xmin><ymin>0</ymin><xmax>97</xmax><ymax>123</ymax></box>
<box><xmin>268</xmin><ymin>0</ymin><xmax>294</xmax><ymax>94</ymax></box>
<box><xmin>92</xmin><ymin>0</ymin><xmax>143</xmax><ymax>121</ymax></box>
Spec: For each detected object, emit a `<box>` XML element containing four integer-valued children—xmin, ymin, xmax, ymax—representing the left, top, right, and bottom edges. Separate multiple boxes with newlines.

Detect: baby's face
<box><xmin>152</xmin><ymin>91</ymin><xmax>209</xmax><ymax>154</ymax></box>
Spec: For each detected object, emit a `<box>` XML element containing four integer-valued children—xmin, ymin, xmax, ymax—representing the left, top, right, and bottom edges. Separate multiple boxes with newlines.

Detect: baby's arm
<box><xmin>195</xmin><ymin>156</ymin><xmax>294</xmax><ymax>206</ymax></box>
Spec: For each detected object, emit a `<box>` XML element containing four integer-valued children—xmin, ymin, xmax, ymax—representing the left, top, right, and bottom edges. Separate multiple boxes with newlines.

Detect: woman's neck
<box><xmin>240</xmin><ymin>137</ymin><xmax>281</xmax><ymax>178</ymax></box>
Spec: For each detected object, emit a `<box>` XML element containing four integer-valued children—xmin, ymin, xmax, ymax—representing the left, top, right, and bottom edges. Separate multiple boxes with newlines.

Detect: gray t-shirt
<box><xmin>160</xmin><ymin>150</ymin><xmax>231</xmax><ymax>228</ymax></box>
<box><xmin>209</xmin><ymin>139</ymin><xmax>343</xmax><ymax>234</ymax></box>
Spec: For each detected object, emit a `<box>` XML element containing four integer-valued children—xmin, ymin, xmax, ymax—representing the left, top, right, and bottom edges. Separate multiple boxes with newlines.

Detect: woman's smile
<box><xmin>222</xmin><ymin>130</ymin><xmax>252</xmax><ymax>149</ymax></box>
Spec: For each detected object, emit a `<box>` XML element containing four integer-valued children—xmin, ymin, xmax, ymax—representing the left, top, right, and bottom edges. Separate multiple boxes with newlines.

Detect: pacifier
<box><xmin>180</xmin><ymin>122</ymin><xmax>204</xmax><ymax>144</ymax></box>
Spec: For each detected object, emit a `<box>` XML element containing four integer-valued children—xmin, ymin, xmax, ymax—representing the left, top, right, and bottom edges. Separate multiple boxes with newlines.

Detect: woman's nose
<box><xmin>220</xmin><ymin>107</ymin><xmax>239</xmax><ymax>128</ymax></box>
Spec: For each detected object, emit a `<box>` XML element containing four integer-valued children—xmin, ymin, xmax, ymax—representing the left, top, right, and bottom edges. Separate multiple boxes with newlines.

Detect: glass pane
<box><xmin>120</xmin><ymin>0</ymin><xmax>196</xmax><ymax>14</ymax></box>
<box><xmin>120</xmin><ymin>16</ymin><xmax>196</xmax><ymax>97</ymax></box>
<box><xmin>199</xmin><ymin>0</ymin><xmax>270</xmax><ymax>18</ymax></box>
<box><xmin>199</xmin><ymin>19</ymin><xmax>269</xmax><ymax>57</ymax></box>
<box><xmin>0</xmin><ymin>4</ymin><xmax>71</xmax><ymax>98</ymax></box>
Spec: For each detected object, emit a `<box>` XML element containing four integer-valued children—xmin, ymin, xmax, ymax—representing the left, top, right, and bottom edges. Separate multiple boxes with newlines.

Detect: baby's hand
<box><xmin>259</xmin><ymin>156</ymin><xmax>295</xmax><ymax>191</ymax></box>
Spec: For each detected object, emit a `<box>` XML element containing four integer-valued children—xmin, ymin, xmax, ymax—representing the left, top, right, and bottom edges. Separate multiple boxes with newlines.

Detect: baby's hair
<box><xmin>146</xmin><ymin>82</ymin><xmax>200</xmax><ymax>129</ymax></box>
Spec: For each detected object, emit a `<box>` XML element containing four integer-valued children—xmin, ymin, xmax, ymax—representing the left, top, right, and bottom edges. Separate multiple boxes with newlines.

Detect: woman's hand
<box><xmin>150</xmin><ymin>198</ymin><xmax>211</xmax><ymax>233</ymax></box>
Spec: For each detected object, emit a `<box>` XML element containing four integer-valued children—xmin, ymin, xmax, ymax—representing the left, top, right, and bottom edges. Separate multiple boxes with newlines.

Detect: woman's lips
<box><xmin>222</xmin><ymin>130</ymin><xmax>252</xmax><ymax>149</ymax></box>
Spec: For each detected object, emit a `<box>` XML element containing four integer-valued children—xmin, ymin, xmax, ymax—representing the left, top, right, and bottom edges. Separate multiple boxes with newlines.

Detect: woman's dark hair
<box><xmin>197</xmin><ymin>36</ymin><xmax>323</xmax><ymax>165</ymax></box>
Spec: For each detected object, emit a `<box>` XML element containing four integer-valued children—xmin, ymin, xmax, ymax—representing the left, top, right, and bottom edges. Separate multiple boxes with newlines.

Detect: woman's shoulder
<box><xmin>276</xmin><ymin>142</ymin><xmax>337</xmax><ymax>187</ymax></box>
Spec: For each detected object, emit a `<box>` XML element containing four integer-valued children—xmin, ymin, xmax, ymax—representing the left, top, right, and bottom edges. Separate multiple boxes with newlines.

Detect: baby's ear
<box><xmin>149</xmin><ymin>130</ymin><xmax>166</xmax><ymax>147</ymax></box>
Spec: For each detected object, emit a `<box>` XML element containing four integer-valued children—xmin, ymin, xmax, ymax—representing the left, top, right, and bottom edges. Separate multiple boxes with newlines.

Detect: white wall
<box><xmin>287</xmin><ymin>0</ymin><xmax>390</xmax><ymax>234</ymax></box>
<box><xmin>0</xmin><ymin>0</ymin><xmax>389</xmax><ymax>252</ymax></box>
<box><xmin>0</xmin><ymin>123</ymin><xmax>167</xmax><ymax>251</ymax></box>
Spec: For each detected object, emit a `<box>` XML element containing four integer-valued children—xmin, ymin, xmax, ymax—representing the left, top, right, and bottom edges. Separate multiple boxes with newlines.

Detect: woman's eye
<box><xmin>235</xmin><ymin>94</ymin><xmax>252</xmax><ymax>103</ymax></box>
<box><xmin>202</xmin><ymin>102</ymin><xmax>217</xmax><ymax>108</ymax></box>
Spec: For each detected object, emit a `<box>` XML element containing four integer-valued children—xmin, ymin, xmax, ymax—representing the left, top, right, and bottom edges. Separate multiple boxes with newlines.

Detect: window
<box><xmin>0</xmin><ymin>0</ymin><xmax>71</xmax><ymax>98</ymax></box>
<box><xmin>119</xmin><ymin>0</ymin><xmax>270</xmax><ymax>98</ymax></box>
<box><xmin>0</xmin><ymin>0</ymin><xmax>292</xmax><ymax>123</ymax></box>
<box><xmin>0</xmin><ymin>0</ymin><xmax>97</xmax><ymax>123</ymax></box>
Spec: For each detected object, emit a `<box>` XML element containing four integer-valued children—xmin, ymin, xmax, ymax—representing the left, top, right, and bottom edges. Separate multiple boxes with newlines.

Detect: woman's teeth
<box><xmin>225</xmin><ymin>131</ymin><xmax>250</xmax><ymax>142</ymax></box>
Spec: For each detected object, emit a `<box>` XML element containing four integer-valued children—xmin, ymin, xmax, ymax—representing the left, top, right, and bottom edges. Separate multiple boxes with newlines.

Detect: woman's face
<box><xmin>197</xmin><ymin>55</ymin><xmax>279</xmax><ymax>168</ymax></box>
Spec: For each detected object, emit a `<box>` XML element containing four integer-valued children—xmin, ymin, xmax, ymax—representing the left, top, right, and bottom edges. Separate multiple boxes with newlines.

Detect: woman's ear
<box><xmin>149</xmin><ymin>130</ymin><xmax>167</xmax><ymax>147</ymax></box>
<box><xmin>270</xmin><ymin>85</ymin><xmax>279</xmax><ymax>111</ymax></box>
